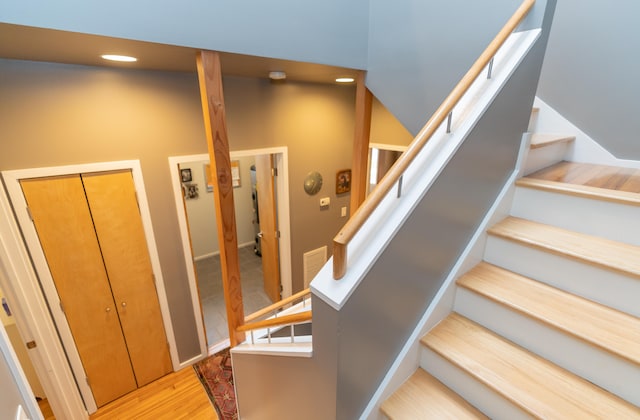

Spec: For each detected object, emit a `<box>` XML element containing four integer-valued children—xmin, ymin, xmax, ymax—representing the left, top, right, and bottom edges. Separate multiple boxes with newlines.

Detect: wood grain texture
<box><xmin>350</xmin><ymin>70</ymin><xmax>373</xmax><ymax>216</ymax></box>
<box><xmin>236</xmin><ymin>310</ymin><xmax>311</xmax><ymax>333</ymax></box>
<box><xmin>381</xmin><ymin>368</ymin><xmax>488</xmax><ymax>419</ymax></box>
<box><xmin>332</xmin><ymin>0</ymin><xmax>535</xmax><ymax>279</ymax></box>
<box><xmin>516</xmin><ymin>177</ymin><xmax>640</xmax><ymax>206</ymax></box>
<box><xmin>90</xmin><ymin>368</ymin><xmax>217</xmax><ymax>420</ymax></box>
<box><xmin>255</xmin><ymin>154</ymin><xmax>281</xmax><ymax>303</ymax></box>
<box><xmin>82</xmin><ymin>171</ymin><xmax>172</xmax><ymax>387</ymax></box>
<box><xmin>528</xmin><ymin>161</ymin><xmax>640</xmax><ymax>194</ymax></box>
<box><xmin>21</xmin><ymin>176</ymin><xmax>137</xmax><ymax>406</ymax></box>
<box><xmin>457</xmin><ymin>262</ymin><xmax>640</xmax><ymax>365</ymax></box>
<box><xmin>488</xmin><ymin>217</ymin><xmax>640</xmax><ymax>279</ymax></box>
<box><xmin>422</xmin><ymin>314</ymin><xmax>640</xmax><ymax>418</ymax></box>
<box><xmin>197</xmin><ymin>50</ymin><xmax>245</xmax><ymax>346</ymax></box>
<box><xmin>529</xmin><ymin>133</ymin><xmax>575</xmax><ymax>149</ymax></box>
<box><xmin>244</xmin><ymin>288</ymin><xmax>310</xmax><ymax>324</ymax></box>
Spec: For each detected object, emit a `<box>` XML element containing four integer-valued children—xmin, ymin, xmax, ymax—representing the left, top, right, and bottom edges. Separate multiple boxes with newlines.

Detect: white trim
<box><xmin>167</xmin><ymin>146</ymin><xmax>292</xmax><ymax>351</ymax></box>
<box><xmin>0</xmin><ymin>184</ymin><xmax>88</xmax><ymax>419</ymax></box>
<box><xmin>368</xmin><ymin>143</ymin><xmax>408</xmax><ymax>153</ymax></box>
<box><xmin>2</xmin><ymin>160</ymin><xmax>179</xmax><ymax>413</ymax></box>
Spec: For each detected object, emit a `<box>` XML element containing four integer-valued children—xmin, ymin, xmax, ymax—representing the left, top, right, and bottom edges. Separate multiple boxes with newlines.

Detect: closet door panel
<box><xmin>82</xmin><ymin>171</ymin><xmax>172</xmax><ymax>386</ymax></box>
<box><xmin>20</xmin><ymin>175</ymin><xmax>137</xmax><ymax>407</ymax></box>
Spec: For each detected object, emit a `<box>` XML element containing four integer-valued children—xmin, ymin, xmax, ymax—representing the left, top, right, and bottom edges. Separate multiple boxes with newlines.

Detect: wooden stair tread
<box><xmin>527</xmin><ymin>161</ymin><xmax>640</xmax><ymax>194</ymax></box>
<box><xmin>516</xmin><ymin>177</ymin><xmax>640</xmax><ymax>207</ymax></box>
<box><xmin>530</xmin><ymin>133</ymin><xmax>575</xmax><ymax>149</ymax></box>
<box><xmin>488</xmin><ymin>216</ymin><xmax>640</xmax><ymax>279</ymax></box>
<box><xmin>422</xmin><ymin>314</ymin><xmax>640</xmax><ymax>418</ymax></box>
<box><xmin>457</xmin><ymin>262</ymin><xmax>640</xmax><ymax>365</ymax></box>
<box><xmin>381</xmin><ymin>368</ymin><xmax>488</xmax><ymax>419</ymax></box>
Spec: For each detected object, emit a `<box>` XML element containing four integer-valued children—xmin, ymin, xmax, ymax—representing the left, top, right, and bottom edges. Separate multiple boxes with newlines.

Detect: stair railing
<box><xmin>237</xmin><ymin>288</ymin><xmax>312</xmax><ymax>344</ymax></box>
<box><xmin>332</xmin><ymin>0</ymin><xmax>535</xmax><ymax>279</ymax></box>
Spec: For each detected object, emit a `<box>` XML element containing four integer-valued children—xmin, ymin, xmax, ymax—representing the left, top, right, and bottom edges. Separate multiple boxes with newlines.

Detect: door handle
<box><xmin>257</xmin><ymin>232</ymin><xmax>264</xmax><ymax>238</ymax></box>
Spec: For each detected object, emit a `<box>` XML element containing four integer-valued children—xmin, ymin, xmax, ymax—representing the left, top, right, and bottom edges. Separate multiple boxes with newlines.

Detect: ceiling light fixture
<box><xmin>101</xmin><ymin>54</ymin><xmax>138</xmax><ymax>62</ymax></box>
<box><xmin>335</xmin><ymin>77</ymin><xmax>355</xmax><ymax>83</ymax></box>
<box><xmin>268</xmin><ymin>71</ymin><xmax>287</xmax><ymax>81</ymax></box>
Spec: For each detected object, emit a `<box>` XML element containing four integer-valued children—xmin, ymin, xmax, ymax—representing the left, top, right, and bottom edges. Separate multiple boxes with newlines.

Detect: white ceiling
<box><xmin>0</xmin><ymin>23</ymin><xmax>359</xmax><ymax>83</ymax></box>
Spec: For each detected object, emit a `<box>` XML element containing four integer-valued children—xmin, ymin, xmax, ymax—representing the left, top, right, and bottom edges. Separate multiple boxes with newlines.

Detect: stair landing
<box><xmin>527</xmin><ymin>161</ymin><xmax>640</xmax><ymax>194</ymax></box>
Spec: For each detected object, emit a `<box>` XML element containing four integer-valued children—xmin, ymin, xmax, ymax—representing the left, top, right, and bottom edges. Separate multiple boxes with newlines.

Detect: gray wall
<box><xmin>537</xmin><ymin>0</ymin><xmax>640</xmax><ymax>160</ymax></box>
<box><xmin>0</xmin><ymin>58</ymin><xmax>409</xmax><ymax>363</ymax></box>
<box><xmin>366</xmin><ymin>0</ymin><xmax>524</xmax><ymax>135</ymax></box>
<box><xmin>0</xmin><ymin>0</ymin><xmax>369</xmax><ymax>70</ymax></box>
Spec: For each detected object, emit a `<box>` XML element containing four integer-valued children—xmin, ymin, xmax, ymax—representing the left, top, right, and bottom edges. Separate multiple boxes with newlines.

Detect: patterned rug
<box><xmin>193</xmin><ymin>348</ymin><xmax>238</xmax><ymax>420</ymax></box>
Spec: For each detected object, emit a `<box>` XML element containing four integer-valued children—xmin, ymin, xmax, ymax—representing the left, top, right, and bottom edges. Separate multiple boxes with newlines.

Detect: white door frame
<box><xmin>168</xmin><ymin>146</ymin><xmax>292</xmax><ymax>351</ymax></box>
<box><xmin>0</xmin><ymin>188</ymin><xmax>87</xmax><ymax>419</ymax></box>
<box><xmin>2</xmin><ymin>160</ymin><xmax>179</xmax><ymax>414</ymax></box>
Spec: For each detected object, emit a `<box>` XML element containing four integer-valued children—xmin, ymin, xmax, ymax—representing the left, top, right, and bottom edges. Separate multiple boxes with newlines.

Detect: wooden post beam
<box><xmin>349</xmin><ymin>71</ymin><xmax>373</xmax><ymax>216</ymax></box>
<box><xmin>196</xmin><ymin>50</ymin><xmax>245</xmax><ymax>346</ymax></box>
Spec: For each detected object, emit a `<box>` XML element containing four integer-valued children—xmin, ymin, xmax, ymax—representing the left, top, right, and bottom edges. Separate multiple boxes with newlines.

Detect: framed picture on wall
<box><xmin>180</xmin><ymin>168</ymin><xmax>192</xmax><ymax>183</ymax></box>
<box><xmin>336</xmin><ymin>169</ymin><xmax>351</xmax><ymax>194</ymax></box>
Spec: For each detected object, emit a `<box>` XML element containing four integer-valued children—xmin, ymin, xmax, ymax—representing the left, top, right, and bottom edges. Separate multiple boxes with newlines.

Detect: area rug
<box><xmin>194</xmin><ymin>348</ymin><xmax>238</xmax><ymax>420</ymax></box>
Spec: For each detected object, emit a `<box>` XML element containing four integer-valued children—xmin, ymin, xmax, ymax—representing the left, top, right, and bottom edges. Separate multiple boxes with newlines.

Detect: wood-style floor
<box><xmin>528</xmin><ymin>161</ymin><xmax>640</xmax><ymax>193</ymax></box>
<box><xmin>89</xmin><ymin>368</ymin><xmax>218</xmax><ymax>420</ymax></box>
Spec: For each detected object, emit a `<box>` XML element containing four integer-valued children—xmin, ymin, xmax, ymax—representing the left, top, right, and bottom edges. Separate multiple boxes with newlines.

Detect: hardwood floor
<box><xmin>528</xmin><ymin>161</ymin><xmax>640</xmax><ymax>193</ymax></box>
<box><xmin>38</xmin><ymin>398</ymin><xmax>55</xmax><ymax>420</ymax></box>
<box><xmin>90</xmin><ymin>368</ymin><xmax>218</xmax><ymax>420</ymax></box>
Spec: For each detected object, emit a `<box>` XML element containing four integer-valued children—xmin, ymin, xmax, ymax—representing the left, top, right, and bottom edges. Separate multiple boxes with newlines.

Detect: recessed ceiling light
<box><xmin>101</xmin><ymin>54</ymin><xmax>138</xmax><ymax>62</ymax></box>
<box><xmin>269</xmin><ymin>71</ymin><xmax>287</xmax><ymax>80</ymax></box>
<box><xmin>335</xmin><ymin>77</ymin><xmax>355</xmax><ymax>83</ymax></box>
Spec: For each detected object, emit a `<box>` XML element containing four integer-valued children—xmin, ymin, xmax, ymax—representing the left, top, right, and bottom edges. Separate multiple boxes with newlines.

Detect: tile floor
<box><xmin>195</xmin><ymin>245</ymin><xmax>272</xmax><ymax>346</ymax></box>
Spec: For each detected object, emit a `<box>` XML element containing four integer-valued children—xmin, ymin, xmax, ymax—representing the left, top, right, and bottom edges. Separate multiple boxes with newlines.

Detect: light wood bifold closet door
<box><xmin>82</xmin><ymin>170</ymin><xmax>172</xmax><ymax>387</ymax></box>
<box><xmin>20</xmin><ymin>170</ymin><xmax>171</xmax><ymax>407</ymax></box>
<box><xmin>21</xmin><ymin>175</ymin><xmax>137</xmax><ymax>406</ymax></box>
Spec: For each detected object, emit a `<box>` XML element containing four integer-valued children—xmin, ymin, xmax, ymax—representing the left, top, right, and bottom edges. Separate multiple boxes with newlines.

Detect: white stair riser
<box><xmin>522</xmin><ymin>142</ymin><xmax>571</xmax><ymax>176</ymax></box>
<box><xmin>454</xmin><ymin>288</ymin><xmax>640</xmax><ymax>405</ymax></box>
<box><xmin>512</xmin><ymin>187</ymin><xmax>640</xmax><ymax>246</ymax></box>
<box><xmin>484</xmin><ymin>236</ymin><xmax>640</xmax><ymax>317</ymax></box>
<box><xmin>420</xmin><ymin>347</ymin><xmax>532</xmax><ymax>420</ymax></box>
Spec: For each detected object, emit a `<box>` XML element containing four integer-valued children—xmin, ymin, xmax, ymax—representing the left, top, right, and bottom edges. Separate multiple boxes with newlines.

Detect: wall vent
<box><xmin>303</xmin><ymin>246</ymin><xmax>327</xmax><ymax>288</ymax></box>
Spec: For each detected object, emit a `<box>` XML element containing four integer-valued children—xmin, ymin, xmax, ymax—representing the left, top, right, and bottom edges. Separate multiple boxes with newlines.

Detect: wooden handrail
<box><xmin>244</xmin><ymin>288</ymin><xmax>311</xmax><ymax>324</ymax></box>
<box><xmin>237</xmin><ymin>310</ymin><xmax>312</xmax><ymax>333</ymax></box>
<box><xmin>333</xmin><ymin>0</ymin><xmax>535</xmax><ymax>279</ymax></box>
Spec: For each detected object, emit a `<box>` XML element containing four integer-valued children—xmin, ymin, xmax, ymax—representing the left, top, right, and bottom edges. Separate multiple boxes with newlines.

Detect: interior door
<box><xmin>20</xmin><ymin>175</ymin><xmax>137</xmax><ymax>407</ymax></box>
<box><xmin>82</xmin><ymin>171</ymin><xmax>172</xmax><ymax>387</ymax></box>
<box><xmin>254</xmin><ymin>154</ymin><xmax>281</xmax><ymax>302</ymax></box>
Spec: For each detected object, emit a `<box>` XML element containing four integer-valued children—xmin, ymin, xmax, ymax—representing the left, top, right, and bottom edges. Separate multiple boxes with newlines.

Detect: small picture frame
<box><xmin>336</xmin><ymin>169</ymin><xmax>351</xmax><ymax>194</ymax></box>
<box><xmin>183</xmin><ymin>183</ymin><xmax>199</xmax><ymax>200</ymax></box>
<box><xmin>180</xmin><ymin>168</ymin><xmax>192</xmax><ymax>183</ymax></box>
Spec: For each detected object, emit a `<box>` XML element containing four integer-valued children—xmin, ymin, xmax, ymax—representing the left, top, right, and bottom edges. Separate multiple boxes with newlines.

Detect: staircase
<box><xmin>380</xmin><ymin>128</ymin><xmax>640</xmax><ymax>418</ymax></box>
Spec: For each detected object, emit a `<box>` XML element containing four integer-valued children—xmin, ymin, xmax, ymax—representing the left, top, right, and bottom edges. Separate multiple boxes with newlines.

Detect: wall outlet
<box><xmin>341</xmin><ymin>206</ymin><xmax>347</xmax><ymax>217</ymax></box>
<box><xmin>319</xmin><ymin>197</ymin><xmax>330</xmax><ymax>207</ymax></box>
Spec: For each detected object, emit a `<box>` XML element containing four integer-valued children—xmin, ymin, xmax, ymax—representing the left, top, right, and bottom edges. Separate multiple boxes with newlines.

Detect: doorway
<box><xmin>367</xmin><ymin>143</ymin><xmax>408</xmax><ymax>195</ymax></box>
<box><xmin>2</xmin><ymin>160</ymin><xmax>178</xmax><ymax>414</ymax></box>
<box><xmin>169</xmin><ymin>147</ymin><xmax>292</xmax><ymax>351</ymax></box>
